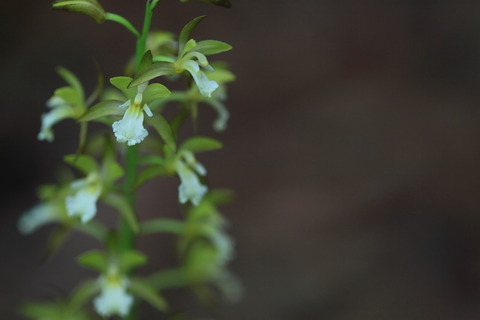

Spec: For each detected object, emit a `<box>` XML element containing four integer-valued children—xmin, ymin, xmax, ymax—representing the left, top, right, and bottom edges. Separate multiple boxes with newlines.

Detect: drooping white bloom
<box><xmin>182</xmin><ymin>60</ymin><xmax>218</xmax><ymax>98</ymax></box>
<box><xmin>18</xmin><ymin>203</ymin><xmax>59</xmax><ymax>234</ymax></box>
<box><xmin>112</xmin><ymin>83</ymin><xmax>153</xmax><ymax>146</ymax></box>
<box><xmin>38</xmin><ymin>96</ymin><xmax>76</xmax><ymax>142</ymax></box>
<box><xmin>93</xmin><ymin>274</ymin><xmax>133</xmax><ymax>317</ymax></box>
<box><xmin>65</xmin><ymin>173</ymin><xmax>101</xmax><ymax>223</ymax></box>
<box><xmin>175</xmin><ymin>152</ymin><xmax>208</xmax><ymax>206</ymax></box>
<box><xmin>177</xmin><ymin>50</ymin><xmax>219</xmax><ymax>98</ymax></box>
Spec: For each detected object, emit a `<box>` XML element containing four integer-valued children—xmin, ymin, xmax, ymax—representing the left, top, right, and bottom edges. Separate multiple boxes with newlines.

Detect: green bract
<box><xmin>53</xmin><ymin>0</ymin><xmax>106</xmax><ymax>23</ymax></box>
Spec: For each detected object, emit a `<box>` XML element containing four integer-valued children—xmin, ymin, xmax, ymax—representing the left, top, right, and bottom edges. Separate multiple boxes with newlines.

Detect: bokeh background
<box><xmin>2</xmin><ymin>0</ymin><xmax>480</xmax><ymax>319</ymax></box>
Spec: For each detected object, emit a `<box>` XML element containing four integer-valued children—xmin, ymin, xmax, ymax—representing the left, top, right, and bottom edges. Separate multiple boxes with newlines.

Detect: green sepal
<box><xmin>56</xmin><ymin>66</ymin><xmax>84</xmax><ymax>101</ymax></box>
<box><xmin>102</xmin><ymin>193</ymin><xmax>139</xmax><ymax>233</ymax></box>
<box><xmin>119</xmin><ymin>250</ymin><xmax>147</xmax><ymax>273</ymax></box>
<box><xmin>180</xmin><ymin>136</ymin><xmax>222</xmax><ymax>153</ymax></box>
<box><xmin>145</xmin><ymin>114</ymin><xmax>177</xmax><ymax>151</ymax></box>
<box><xmin>76</xmin><ymin>250</ymin><xmax>108</xmax><ymax>272</ymax></box>
<box><xmin>143</xmin><ymin>83</ymin><xmax>171</xmax><ymax>102</ymax></box>
<box><xmin>69</xmin><ymin>279</ymin><xmax>100</xmax><ymax>310</ymax></box>
<box><xmin>138</xmin><ymin>50</ymin><xmax>154</xmax><ymax>74</ymax></box>
<box><xmin>78</xmin><ymin>100</ymin><xmax>124</xmax><ymax>122</ymax></box>
<box><xmin>140</xmin><ymin>218</ymin><xmax>185</xmax><ymax>235</ymax></box>
<box><xmin>180</xmin><ymin>39</ymin><xmax>197</xmax><ymax>57</ymax></box>
<box><xmin>135</xmin><ymin>165</ymin><xmax>169</xmax><ymax>188</ymax></box>
<box><xmin>20</xmin><ymin>300</ymin><xmax>91</xmax><ymax>320</ymax></box>
<box><xmin>64</xmin><ymin>154</ymin><xmax>99</xmax><ymax>174</ymax></box>
<box><xmin>192</xmin><ymin>40</ymin><xmax>232</xmax><ymax>56</ymax></box>
<box><xmin>129</xmin><ymin>278</ymin><xmax>169</xmax><ymax>312</ymax></box>
<box><xmin>129</xmin><ymin>62</ymin><xmax>176</xmax><ymax>87</ymax></box>
<box><xmin>54</xmin><ymin>87</ymin><xmax>83</xmax><ymax>109</ymax></box>
<box><xmin>86</xmin><ymin>60</ymin><xmax>105</xmax><ymax>106</ymax></box>
<box><xmin>110</xmin><ymin>76</ymin><xmax>136</xmax><ymax>100</ymax></box>
<box><xmin>52</xmin><ymin>0</ymin><xmax>106</xmax><ymax>23</ymax></box>
<box><xmin>178</xmin><ymin>16</ymin><xmax>206</xmax><ymax>54</ymax></box>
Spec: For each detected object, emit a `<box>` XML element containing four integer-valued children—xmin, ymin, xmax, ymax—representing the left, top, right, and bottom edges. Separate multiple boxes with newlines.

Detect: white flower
<box><xmin>18</xmin><ymin>203</ymin><xmax>59</xmax><ymax>234</ymax></box>
<box><xmin>112</xmin><ymin>83</ymin><xmax>153</xmax><ymax>146</ymax></box>
<box><xmin>177</xmin><ymin>50</ymin><xmax>218</xmax><ymax>98</ymax></box>
<box><xmin>38</xmin><ymin>96</ymin><xmax>76</xmax><ymax>142</ymax></box>
<box><xmin>94</xmin><ymin>275</ymin><xmax>133</xmax><ymax>317</ymax></box>
<box><xmin>182</xmin><ymin>60</ymin><xmax>218</xmax><ymax>98</ymax></box>
<box><xmin>175</xmin><ymin>152</ymin><xmax>208</xmax><ymax>206</ymax></box>
<box><xmin>65</xmin><ymin>173</ymin><xmax>101</xmax><ymax>223</ymax></box>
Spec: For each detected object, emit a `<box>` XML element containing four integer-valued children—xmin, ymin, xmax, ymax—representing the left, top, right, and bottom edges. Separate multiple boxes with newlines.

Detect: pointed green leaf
<box><xmin>192</xmin><ymin>40</ymin><xmax>232</xmax><ymax>56</ymax></box>
<box><xmin>77</xmin><ymin>250</ymin><xmax>108</xmax><ymax>272</ymax></box>
<box><xmin>64</xmin><ymin>154</ymin><xmax>99</xmax><ymax>174</ymax></box>
<box><xmin>178</xmin><ymin>16</ymin><xmax>206</xmax><ymax>54</ymax></box>
<box><xmin>143</xmin><ymin>83</ymin><xmax>171</xmax><ymax>103</ymax></box>
<box><xmin>119</xmin><ymin>250</ymin><xmax>147</xmax><ymax>273</ymax></box>
<box><xmin>146</xmin><ymin>114</ymin><xmax>177</xmax><ymax>151</ymax></box>
<box><xmin>78</xmin><ymin>100</ymin><xmax>124</xmax><ymax>122</ymax></box>
<box><xmin>102</xmin><ymin>193</ymin><xmax>139</xmax><ymax>233</ymax></box>
<box><xmin>180</xmin><ymin>136</ymin><xmax>222</xmax><ymax>153</ymax></box>
<box><xmin>129</xmin><ymin>62</ymin><xmax>175</xmax><ymax>87</ymax></box>
<box><xmin>130</xmin><ymin>278</ymin><xmax>168</xmax><ymax>312</ymax></box>
<box><xmin>140</xmin><ymin>218</ymin><xmax>185</xmax><ymax>235</ymax></box>
<box><xmin>52</xmin><ymin>0</ymin><xmax>106</xmax><ymax>23</ymax></box>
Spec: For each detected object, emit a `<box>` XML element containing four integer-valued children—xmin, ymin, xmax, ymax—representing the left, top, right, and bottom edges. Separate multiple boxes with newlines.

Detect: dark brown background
<box><xmin>2</xmin><ymin>1</ymin><xmax>480</xmax><ymax>319</ymax></box>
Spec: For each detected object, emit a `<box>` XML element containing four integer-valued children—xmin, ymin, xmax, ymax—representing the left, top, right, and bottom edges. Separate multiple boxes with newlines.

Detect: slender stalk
<box><xmin>119</xmin><ymin>0</ymin><xmax>158</xmax><ymax>251</ymax></box>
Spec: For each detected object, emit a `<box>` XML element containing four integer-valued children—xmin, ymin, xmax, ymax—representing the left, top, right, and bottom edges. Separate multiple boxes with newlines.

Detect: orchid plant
<box><xmin>19</xmin><ymin>0</ymin><xmax>239</xmax><ymax>319</ymax></box>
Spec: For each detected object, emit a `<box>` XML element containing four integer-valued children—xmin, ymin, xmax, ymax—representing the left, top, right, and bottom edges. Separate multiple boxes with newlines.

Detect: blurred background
<box><xmin>2</xmin><ymin>0</ymin><xmax>480</xmax><ymax>319</ymax></box>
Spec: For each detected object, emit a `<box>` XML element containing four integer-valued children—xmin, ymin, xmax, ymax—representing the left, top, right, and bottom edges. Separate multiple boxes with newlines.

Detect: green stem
<box><xmin>119</xmin><ymin>0</ymin><xmax>160</xmax><ymax>252</ymax></box>
<box><xmin>105</xmin><ymin>12</ymin><xmax>140</xmax><ymax>38</ymax></box>
<box><xmin>134</xmin><ymin>0</ymin><xmax>159</xmax><ymax>74</ymax></box>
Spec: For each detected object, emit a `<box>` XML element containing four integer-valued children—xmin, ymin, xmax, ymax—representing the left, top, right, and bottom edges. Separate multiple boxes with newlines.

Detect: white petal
<box><xmin>37</xmin><ymin>107</ymin><xmax>75</xmax><ymax>142</ymax></box>
<box><xmin>143</xmin><ymin>104</ymin><xmax>153</xmax><ymax>117</ymax></box>
<box><xmin>112</xmin><ymin>106</ymin><xmax>148</xmax><ymax>146</ymax></box>
<box><xmin>65</xmin><ymin>182</ymin><xmax>101</xmax><ymax>223</ymax></box>
<box><xmin>178</xmin><ymin>166</ymin><xmax>208</xmax><ymax>206</ymax></box>
<box><xmin>18</xmin><ymin>204</ymin><xmax>58</xmax><ymax>234</ymax></box>
<box><xmin>94</xmin><ymin>280</ymin><xmax>133</xmax><ymax>317</ymax></box>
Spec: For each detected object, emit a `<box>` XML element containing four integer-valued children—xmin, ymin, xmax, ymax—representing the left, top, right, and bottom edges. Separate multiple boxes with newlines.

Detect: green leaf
<box><xmin>129</xmin><ymin>62</ymin><xmax>175</xmax><ymax>87</ymax></box>
<box><xmin>178</xmin><ymin>16</ymin><xmax>206</xmax><ymax>54</ymax></box>
<box><xmin>64</xmin><ymin>154</ymin><xmax>99</xmax><ymax>174</ymax></box>
<box><xmin>192</xmin><ymin>40</ymin><xmax>232</xmax><ymax>56</ymax></box>
<box><xmin>77</xmin><ymin>250</ymin><xmax>108</xmax><ymax>272</ymax></box>
<box><xmin>119</xmin><ymin>250</ymin><xmax>147</xmax><ymax>273</ymax></box>
<box><xmin>180</xmin><ymin>39</ymin><xmax>197</xmax><ymax>57</ymax></box>
<box><xmin>136</xmin><ymin>165</ymin><xmax>169</xmax><ymax>188</ymax></box>
<box><xmin>79</xmin><ymin>100</ymin><xmax>124</xmax><ymax>122</ymax></box>
<box><xmin>140</xmin><ymin>218</ymin><xmax>185</xmax><ymax>235</ymax></box>
<box><xmin>54</xmin><ymin>87</ymin><xmax>83</xmax><ymax>107</ymax></box>
<box><xmin>52</xmin><ymin>0</ymin><xmax>106</xmax><ymax>23</ymax></box>
<box><xmin>130</xmin><ymin>278</ymin><xmax>168</xmax><ymax>312</ymax></box>
<box><xmin>146</xmin><ymin>114</ymin><xmax>177</xmax><ymax>151</ymax></box>
<box><xmin>143</xmin><ymin>83</ymin><xmax>171</xmax><ymax>103</ymax></box>
<box><xmin>102</xmin><ymin>193</ymin><xmax>139</xmax><ymax>233</ymax></box>
<box><xmin>56</xmin><ymin>66</ymin><xmax>84</xmax><ymax>100</ymax></box>
<box><xmin>180</xmin><ymin>136</ymin><xmax>222</xmax><ymax>153</ymax></box>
